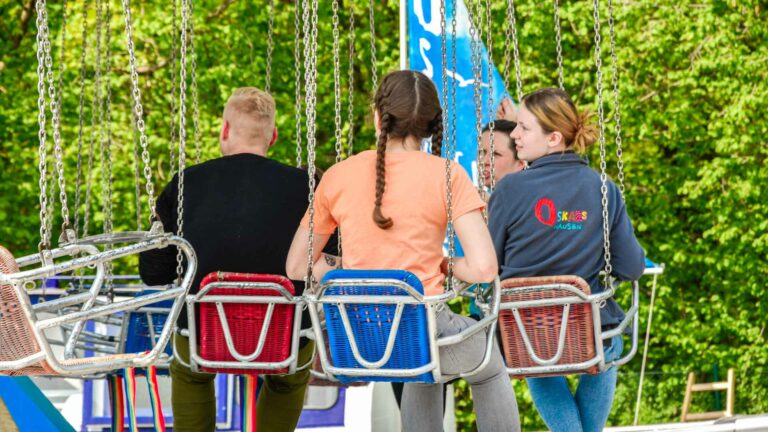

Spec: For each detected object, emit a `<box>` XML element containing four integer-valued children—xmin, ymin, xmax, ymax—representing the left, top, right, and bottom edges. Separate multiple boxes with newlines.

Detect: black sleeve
<box><xmin>487</xmin><ymin>186</ymin><xmax>509</xmax><ymax>272</ymax></box>
<box><xmin>608</xmin><ymin>183</ymin><xmax>646</xmax><ymax>281</ymax></box>
<box><xmin>138</xmin><ymin>176</ymin><xmax>180</xmax><ymax>286</ymax></box>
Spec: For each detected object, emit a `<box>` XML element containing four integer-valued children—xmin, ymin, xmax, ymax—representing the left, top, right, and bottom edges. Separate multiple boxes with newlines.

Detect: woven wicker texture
<box><xmin>197</xmin><ymin>272</ymin><xmax>296</xmax><ymax>375</ymax></box>
<box><xmin>322</xmin><ymin>269</ymin><xmax>434</xmax><ymax>384</ymax></box>
<box><xmin>499</xmin><ymin>275</ymin><xmax>598</xmax><ymax>377</ymax></box>
<box><xmin>0</xmin><ymin>245</ymin><xmax>56</xmax><ymax>376</ymax></box>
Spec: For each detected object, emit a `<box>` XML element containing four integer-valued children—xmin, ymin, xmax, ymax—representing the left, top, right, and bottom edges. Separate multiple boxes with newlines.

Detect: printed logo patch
<box><xmin>534</xmin><ymin>197</ymin><xmax>588</xmax><ymax>231</ymax></box>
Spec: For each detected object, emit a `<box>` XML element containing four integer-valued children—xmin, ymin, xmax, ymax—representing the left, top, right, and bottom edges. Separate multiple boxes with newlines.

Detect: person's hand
<box><xmin>496</xmin><ymin>97</ymin><xmax>517</xmax><ymax>122</ymax></box>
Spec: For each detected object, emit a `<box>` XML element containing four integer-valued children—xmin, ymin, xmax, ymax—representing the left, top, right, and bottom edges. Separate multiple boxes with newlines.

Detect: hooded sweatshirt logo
<box><xmin>534</xmin><ymin>197</ymin><xmax>588</xmax><ymax>231</ymax></box>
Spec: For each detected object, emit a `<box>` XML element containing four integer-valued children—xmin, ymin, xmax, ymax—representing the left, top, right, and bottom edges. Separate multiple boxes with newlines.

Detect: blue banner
<box><xmin>407</xmin><ymin>0</ymin><xmax>511</xmax><ymax>184</ymax></box>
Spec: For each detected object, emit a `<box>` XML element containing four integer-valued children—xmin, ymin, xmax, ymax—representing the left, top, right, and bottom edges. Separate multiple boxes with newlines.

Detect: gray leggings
<box><xmin>401</xmin><ymin>308</ymin><xmax>521</xmax><ymax>431</ymax></box>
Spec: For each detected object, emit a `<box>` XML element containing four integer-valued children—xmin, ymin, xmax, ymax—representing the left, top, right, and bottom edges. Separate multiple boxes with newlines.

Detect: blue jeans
<box><xmin>526</xmin><ymin>335</ymin><xmax>624</xmax><ymax>432</ymax></box>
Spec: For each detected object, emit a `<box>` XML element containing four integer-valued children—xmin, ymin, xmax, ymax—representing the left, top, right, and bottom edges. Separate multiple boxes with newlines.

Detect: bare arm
<box><xmin>286</xmin><ymin>226</ymin><xmax>333</xmax><ymax>281</ymax></box>
<box><xmin>451</xmin><ymin>209</ymin><xmax>498</xmax><ymax>283</ymax></box>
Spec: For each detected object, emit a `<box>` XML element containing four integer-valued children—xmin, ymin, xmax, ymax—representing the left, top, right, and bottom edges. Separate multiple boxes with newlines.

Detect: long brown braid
<box><xmin>371</xmin><ymin>70</ymin><xmax>443</xmax><ymax>229</ymax></box>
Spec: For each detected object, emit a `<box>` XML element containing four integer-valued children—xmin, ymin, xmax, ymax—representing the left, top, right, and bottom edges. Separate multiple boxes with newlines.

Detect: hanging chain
<box><xmin>175</xmin><ymin>0</ymin><xmax>191</xmax><ymax>282</ymax></box>
<box><xmin>294</xmin><ymin>0</ymin><xmax>303</xmax><ymax>167</ymax></box>
<box><xmin>41</xmin><ymin>3</ymin><xmax>71</xmax><ymax>235</ymax></box>
<box><xmin>303</xmin><ymin>0</ymin><xmax>320</xmax><ymax>288</ymax></box>
<box><xmin>508</xmin><ymin>0</ymin><xmax>523</xmax><ymax>103</ymax></box>
<box><xmin>439</xmin><ymin>0</ymin><xmax>448</xmax><ymax>159</ymax></box>
<box><xmin>502</xmin><ymin>0</ymin><xmax>512</xmax><ymax>91</ymax></box>
<box><xmin>74</xmin><ymin>0</ymin><xmax>90</xmax><ymax>236</ymax></box>
<box><xmin>84</xmin><ymin>0</ymin><xmax>104</xmax><ymax>238</ymax></box>
<box><xmin>446</xmin><ymin>0</ymin><xmax>458</xmax><ymax>280</ymax></box>
<box><xmin>169</xmin><ymin>0</ymin><xmax>178</xmax><ymax>177</ymax></box>
<box><xmin>485</xmin><ymin>0</ymin><xmax>496</xmax><ymax>192</ymax></box>
<box><xmin>122</xmin><ymin>0</ymin><xmax>158</xmax><ymax>222</ymax></box>
<box><xmin>440</xmin><ymin>0</ymin><xmax>455</xmax><ymax>285</ymax></box>
<box><xmin>470</xmin><ymin>0</ymin><xmax>484</xmax><ymax>193</ymax></box>
<box><xmin>188</xmin><ymin>0</ymin><xmax>201</xmax><ymax>165</ymax></box>
<box><xmin>592</xmin><ymin>0</ymin><xmax>613</xmax><ymax>284</ymax></box>
<box><xmin>554</xmin><ymin>0</ymin><xmax>565</xmax><ymax>90</ymax></box>
<box><xmin>332</xmin><ymin>0</ymin><xmax>343</xmax><ymax>165</ymax></box>
<box><xmin>35</xmin><ymin>0</ymin><xmax>51</xmax><ymax>251</ymax></box>
<box><xmin>607</xmin><ymin>0</ymin><xmax>625</xmax><ymax>197</ymax></box>
<box><xmin>265</xmin><ymin>0</ymin><xmax>275</xmax><ymax>93</ymax></box>
<box><xmin>102</xmin><ymin>0</ymin><xmax>115</xmax><ymax>296</ymax></box>
<box><xmin>368</xmin><ymin>0</ymin><xmax>378</xmax><ymax>93</ymax></box>
<box><xmin>347</xmin><ymin>4</ymin><xmax>355</xmax><ymax>157</ymax></box>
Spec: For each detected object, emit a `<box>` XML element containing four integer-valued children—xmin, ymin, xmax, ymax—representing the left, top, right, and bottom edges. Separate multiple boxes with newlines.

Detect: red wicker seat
<box><xmin>498</xmin><ymin>275</ymin><xmax>598</xmax><ymax>378</ymax></box>
<box><xmin>196</xmin><ymin>272</ymin><xmax>297</xmax><ymax>375</ymax></box>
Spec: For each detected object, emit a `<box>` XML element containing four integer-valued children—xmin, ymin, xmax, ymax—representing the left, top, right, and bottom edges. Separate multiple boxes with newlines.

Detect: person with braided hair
<box><xmin>286</xmin><ymin>70</ymin><xmax>520</xmax><ymax>431</ymax></box>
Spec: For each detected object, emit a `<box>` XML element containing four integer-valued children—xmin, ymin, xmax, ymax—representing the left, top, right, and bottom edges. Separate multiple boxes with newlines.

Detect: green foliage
<box><xmin>1</xmin><ymin>0</ymin><xmax>767</xmax><ymax>430</ymax></box>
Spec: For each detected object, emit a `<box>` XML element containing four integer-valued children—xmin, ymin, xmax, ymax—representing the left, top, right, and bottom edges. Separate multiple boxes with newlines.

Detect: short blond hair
<box><xmin>223</xmin><ymin>87</ymin><xmax>276</xmax><ymax>142</ymax></box>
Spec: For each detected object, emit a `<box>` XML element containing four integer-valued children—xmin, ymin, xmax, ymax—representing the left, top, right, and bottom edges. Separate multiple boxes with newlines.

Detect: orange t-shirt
<box><xmin>300</xmin><ymin>150</ymin><xmax>485</xmax><ymax>296</ymax></box>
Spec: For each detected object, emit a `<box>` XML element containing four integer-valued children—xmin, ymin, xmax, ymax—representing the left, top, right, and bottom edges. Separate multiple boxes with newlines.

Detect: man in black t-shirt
<box><xmin>140</xmin><ymin>88</ymin><xmax>336</xmax><ymax>432</ymax></box>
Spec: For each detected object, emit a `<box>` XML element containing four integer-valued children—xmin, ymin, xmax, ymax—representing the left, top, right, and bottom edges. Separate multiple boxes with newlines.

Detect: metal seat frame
<box><xmin>498</xmin><ymin>277</ymin><xmax>640</xmax><ymax>377</ymax></box>
<box><xmin>306</xmin><ymin>275</ymin><xmax>501</xmax><ymax>383</ymax></box>
<box><xmin>0</xmin><ymin>232</ymin><xmax>196</xmax><ymax>376</ymax></box>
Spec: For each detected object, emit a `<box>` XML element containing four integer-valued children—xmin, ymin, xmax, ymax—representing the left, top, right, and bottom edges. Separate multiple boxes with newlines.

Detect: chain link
<box><xmin>102</xmin><ymin>0</ymin><xmax>115</xmax><ymax>295</ymax></box>
<box><xmin>607</xmin><ymin>0</ymin><xmax>625</xmax><ymax>197</ymax></box>
<box><xmin>35</xmin><ymin>0</ymin><xmax>51</xmax><ymax>251</ymax></box>
<box><xmin>508</xmin><ymin>0</ymin><xmax>523</xmax><ymax>103</ymax></box>
<box><xmin>122</xmin><ymin>0</ymin><xmax>158</xmax><ymax>222</ymax></box>
<box><xmin>554</xmin><ymin>0</ymin><xmax>565</xmax><ymax>90</ymax></box>
<box><xmin>592</xmin><ymin>0</ymin><xmax>613</xmax><ymax>284</ymax></box>
<box><xmin>169</xmin><ymin>0</ymin><xmax>178</xmax><ymax>177</ymax></box>
<box><xmin>439</xmin><ymin>0</ymin><xmax>455</xmax><ymax>285</ymax></box>
<box><xmin>266</xmin><ymin>0</ymin><xmax>275</xmax><ymax>93</ymax></box>
<box><xmin>502</xmin><ymin>0</ymin><xmax>512</xmax><ymax>91</ymax></box>
<box><xmin>188</xmin><ymin>0</ymin><xmax>201</xmax><ymax>165</ymax></box>
<box><xmin>347</xmin><ymin>4</ymin><xmax>355</xmax><ymax>157</ymax></box>
<box><xmin>303</xmin><ymin>0</ymin><xmax>320</xmax><ymax>288</ymax></box>
<box><xmin>470</xmin><ymin>0</ymin><xmax>484</xmax><ymax>194</ymax></box>
<box><xmin>485</xmin><ymin>0</ymin><xmax>496</xmax><ymax>193</ymax></box>
<box><xmin>175</xmin><ymin>0</ymin><xmax>191</xmax><ymax>282</ymax></box>
<box><xmin>368</xmin><ymin>0</ymin><xmax>378</xmax><ymax>93</ymax></box>
<box><xmin>74</xmin><ymin>0</ymin><xmax>90</xmax><ymax>236</ymax></box>
<box><xmin>294</xmin><ymin>0</ymin><xmax>303</xmax><ymax>167</ymax></box>
<box><xmin>446</xmin><ymin>0</ymin><xmax>459</xmax><ymax>279</ymax></box>
<box><xmin>332</xmin><ymin>0</ymin><xmax>344</xmax><ymax>256</ymax></box>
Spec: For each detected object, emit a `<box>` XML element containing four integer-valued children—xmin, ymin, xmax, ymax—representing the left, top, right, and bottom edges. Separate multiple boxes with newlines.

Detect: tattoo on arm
<box><xmin>324</xmin><ymin>254</ymin><xmax>339</xmax><ymax>268</ymax></box>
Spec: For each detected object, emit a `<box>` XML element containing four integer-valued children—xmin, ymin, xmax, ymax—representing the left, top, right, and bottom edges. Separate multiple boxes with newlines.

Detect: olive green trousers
<box><xmin>171</xmin><ymin>334</ymin><xmax>314</xmax><ymax>432</ymax></box>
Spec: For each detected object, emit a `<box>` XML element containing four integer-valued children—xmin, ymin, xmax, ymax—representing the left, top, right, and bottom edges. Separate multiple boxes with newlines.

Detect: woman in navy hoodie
<box><xmin>488</xmin><ymin>88</ymin><xmax>645</xmax><ymax>432</ymax></box>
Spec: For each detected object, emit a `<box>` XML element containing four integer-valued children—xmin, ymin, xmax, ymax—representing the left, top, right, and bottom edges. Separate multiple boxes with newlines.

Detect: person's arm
<box><xmin>286</xmin><ymin>227</ymin><xmax>333</xmax><ymax>281</ymax></box>
<box><xmin>487</xmin><ymin>187</ymin><xmax>509</xmax><ymax>272</ymax></box>
<box><xmin>607</xmin><ymin>185</ymin><xmax>645</xmax><ymax>281</ymax></box>
<box><xmin>451</xmin><ymin>210</ymin><xmax>498</xmax><ymax>283</ymax></box>
<box><xmin>138</xmin><ymin>177</ymin><xmax>180</xmax><ymax>286</ymax></box>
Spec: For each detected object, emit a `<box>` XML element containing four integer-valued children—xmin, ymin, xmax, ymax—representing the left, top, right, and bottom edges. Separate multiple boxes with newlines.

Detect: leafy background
<box><xmin>0</xmin><ymin>0</ymin><xmax>766</xmax><ymax>430</ymax></box>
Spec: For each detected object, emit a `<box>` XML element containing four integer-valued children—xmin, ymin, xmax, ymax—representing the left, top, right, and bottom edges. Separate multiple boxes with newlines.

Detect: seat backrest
<box><xmin>498</xmin><ymin>275</ymin><xmax>598</xmax><ymax>377</ymax></box>
<box><xmin>320</xmin><ymin>269</ymin><xmax>433</xmax><ymax>383</ymax></box>
<box><xmin>0</xmin><ymin>246</ymin><xmax>55</xmax><ymax>376</ymax></box>
<box><xmin>197</xmin><ymin>272</ymin><xmax>296</xmax><ymax>375</ymax></box>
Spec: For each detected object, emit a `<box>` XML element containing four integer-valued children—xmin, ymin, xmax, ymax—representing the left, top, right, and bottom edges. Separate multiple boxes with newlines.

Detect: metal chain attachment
<box><xmin>35</xmin><ymin>0</ymin><xmax>51</xmax><ymax>251</ymax></box>
<box><xmin>303</xmin><ymin>0</ymin><xmax>320</xmax><ymax>289</ymax></box>
<box><xmin>169</xmin><ymin>0</ymin><xmax>178</xmax><ymax>177</ymax></box>
<box><xmin>332</xmin><ymin>0</ymin><xmax>343</xmax><ymax>165</ymax></box>
<box><xmin>485</xmin><ymin>0</ymin><xmax>496</xmax><ymax>192</ymax></box>
<box><xmin>294</xmin><ymin>0</ymin><xmax>303</xmax><ymax>167</ymax></box>
<box><xmin>266</xmin><ymin>0</ymin><xmax>275</xmax><ymax>93</ymax></box>
<box><xmin>347</xmin><ymin>4</ymin><xmax>356</xmax><ymax>157</ymax></box>
<box><xmin>508</xmin><ymin>0</ymin><xmax>523</xmax><ymax>103</ymax></box>
<box><xmin>176</xmin><ymin>0</ymin><xmax>191</xmax><ymax>282</ymax></box>
<box><xmin>188</xmin><ymin>0</ymin><xmax>201</xmax><ymax>165</ymax></box>
<box><xmin>608</xmin><ymin>0</ymin><xmax>626</xmax><ymax>196</ymax></box>
<box><xmin>121</xmin><ymin>0</ymin><xmax>158</xmax><ymax>222</ymax></box>
<box><xmin>469</xmin><ymin>0</ymin><xmax>483</xmax><ymax>193</ymax></box>
<box><xmin>368</xmin><ymin>0</ymin><xmax>378</xmax><ymax>93</ymax></box>
<box><xmin>446</xmin><ymin>0</ymin><xmax>459</xmax><ymax>280</ymax></box>
<box><xmin>554</xmin><ymin>0</ymin><xmax>565</xmax><ymax>90</ymax></box>
<box><xmin>592</xmin><ymin>0</ymin><xmax>613</xmax><ymax>284</ymax></box>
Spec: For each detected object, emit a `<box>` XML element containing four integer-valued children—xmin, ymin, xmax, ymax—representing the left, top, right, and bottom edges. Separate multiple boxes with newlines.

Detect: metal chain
<box><xmin>265</xmin><ymin>0</ymin><xmax>275</xmax><ymax>93</ymax></box>
<box><xmin>303</xmin><ymin>0</ymin><xmax>320</xmax><ymax>287</ymax></box>
<box><xmin>41</xmin><ymin>3</ymin><xmax>71</xmax><ymax>233</ymax></box>
<box><xmin>368</xmin><ymin>0</ymin><xmax>378</xmax><ymax>93</ymax></box>
<box><xmin>347</xmin><ymin>4</ymin><xmax>355</xmax><ymax>157</ymax></box>
<box><xmin>485</xmin><ymin>0</ymin><xmax>496</xmax><ymax>192</ymax></box>
<box><xmin>608</xmin><ymin>0</ymin><xmax>625</xmax><ymax>196</ymax></box>
<box><xmin>502</xmin><ymin>0</ymin><xmax>512</xmax><ymax>91</ymax></box>
<box><xmin>294</xmin><ymin>0</ymin><xmax>303</xmax><ymax>167</ymax></box>
<box><xmin>169</xmin><ymin>0</ymin><xmax>178</xmax><ymax>177</ymax></box>
<box><xmin>74</xmin><ymin>0</ymin><xmax>90</xmax><ymax>236</ymax></box>
<box><xmin>554</xmin><ymin>0</ymin><xmax>565</xmax><ymax>90</ymax></box>
<box><xmin>188</xmin><ymin>0</ymin><xmax>201</xmax><ymax>165</ymax></box>
<box><xmin>48</xmin><ymin>0</ymin><xmax>68</xmax><ymax>239</ymax></box>
<box><xmin>176</xmin><ymin>0</ymin><xmax>191</xmax><ymax>281</ymax></box>
<box><xmin>439</xmin><ymin>0</ymin><xmax>455</xmax><ymax>284</ymax></box>
<box><xmin>332</xmin><ymin>0</ymin><xmax>343</xmax><ymax>256</ymax></box>
<box><xmin>122</xmin><ymin>0</ymin><xmax>158</xmax><ymax>222</ymax></box>
<box><xmin>35</xmin><ymin>0</ymin><xmax>51</xmax><ymax>251</ymax></box>
<box><xmin>470</xmin><ymin>0</ymin><xmax>484</xmax><ymax>193</ymax></box>
<box><xmin>102</xmin><ymin>0</ymin><xmax>114</xmax><ymax>295</ymax></box>
<box><xmin>592</xmin><ymin>0</ymin><xmax>613</xmax><ymax>283</ymax></box>
<box><xmin>84</xmin><ymin>0</ymin><xmax>104</xmax><ymax>237</ymax></box>
<box><xmin>508</xmin><ymin>0</ymin><xmax>523</xmax><ymax>103</ymax></box>
<box><xmin>446</xmin><ymin>0</ymin><xmax>458</xmax><ymax>279</ymax></box>
<box><xmin>131</xmin><ymin>106</ymin><xmax>142</xmax><ymax>229</ymax></box>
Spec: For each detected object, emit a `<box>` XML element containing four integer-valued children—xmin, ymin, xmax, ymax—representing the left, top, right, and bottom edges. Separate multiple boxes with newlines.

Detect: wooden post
<box><xmin>726</xmin><ymin>368</ymin><xmax>735</xmax><ymax>417</ymax></box>
<box><xmin>681</xmin><ymin>372</ymin><xmax>695</xmax><ymax>422</ymax></box>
